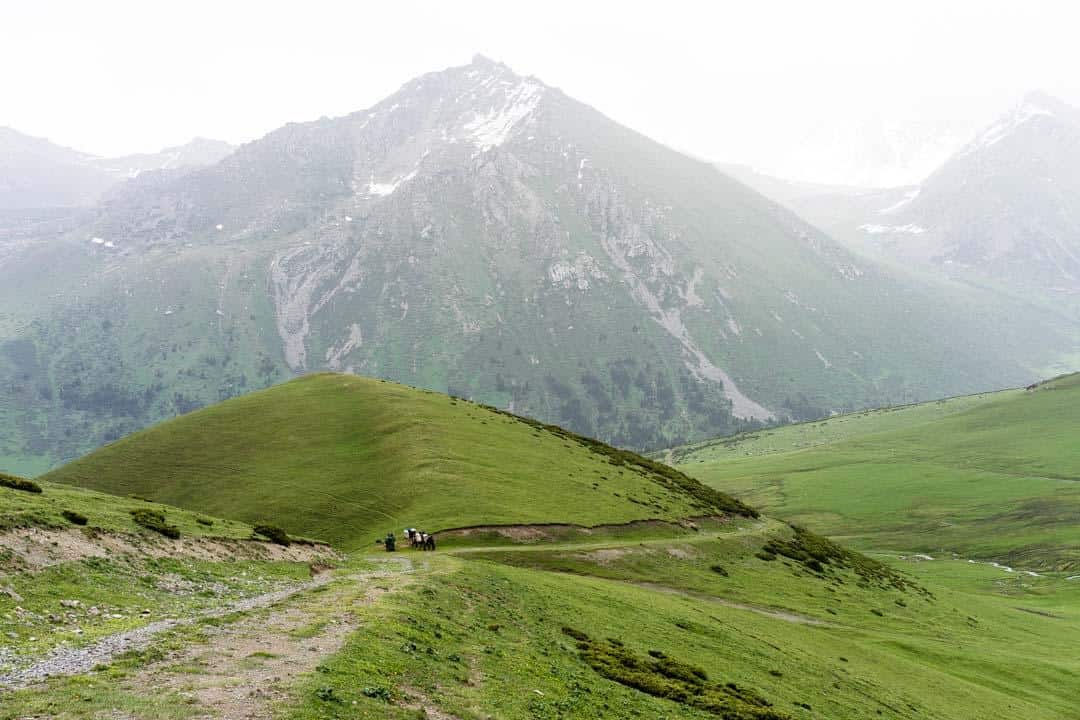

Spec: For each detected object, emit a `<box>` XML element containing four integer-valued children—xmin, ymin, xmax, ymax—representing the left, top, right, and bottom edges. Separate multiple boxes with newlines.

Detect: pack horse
<box><xmin>405</xmin><ymin>527</ymin><xmax>436</xmax><ymax>551</ymax></box>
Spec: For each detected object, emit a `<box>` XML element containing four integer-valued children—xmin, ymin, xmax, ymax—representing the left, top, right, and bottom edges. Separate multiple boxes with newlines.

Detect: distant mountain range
<box><xmin>0</xmin><ymin>128</ymin><xmax>234</xmax><ymax>209</ymax></box>
<box><xmin>727</xmin><ymin>92</ymin><xmax>1080</xmax><ymax>328</ymax></box>
<box><xmin>726</xmin><ymin>105</ymin><xmax>984</xmax><ymax>188</ymax></box>
<box><xmin>0</xmin><ymin>58</ymin><xmax>1072</xmax><ymax>473</ymax></box>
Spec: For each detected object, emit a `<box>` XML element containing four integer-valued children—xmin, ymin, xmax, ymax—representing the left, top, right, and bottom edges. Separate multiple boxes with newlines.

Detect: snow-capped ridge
<box><xmin>960</xmin><ymin>94</ymin><xmax>1058</xmax><ymax>157</ymax></box>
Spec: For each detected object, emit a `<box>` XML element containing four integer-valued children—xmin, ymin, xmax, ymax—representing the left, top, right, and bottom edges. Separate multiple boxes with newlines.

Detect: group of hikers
<box><xmin>381</xmin><ymin>527</ymin><xmax>435</xmax><ymax>552</ymax></box>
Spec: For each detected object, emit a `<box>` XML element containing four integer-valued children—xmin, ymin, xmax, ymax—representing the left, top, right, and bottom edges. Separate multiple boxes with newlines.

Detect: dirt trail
<box><xmin>0</xmin><ymin>558</ymin><xmax>411</xmax><ymax>693</ymax></box>
<box><xmin>114</xmin><ymin>557</ymin><xmax>414</xmax><ymax>719</ymax></box>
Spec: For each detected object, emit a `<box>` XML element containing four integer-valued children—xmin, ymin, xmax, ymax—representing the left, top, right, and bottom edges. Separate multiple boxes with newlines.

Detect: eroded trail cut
<box><xmin>0</xmin><ymin>558</ymin><xmax>412</xmax><ymax>697</ymax></box>
<box><xmin>113</xmin><ymin>557</ymin><xmax>415</xmax><ymax>718</ymax></box>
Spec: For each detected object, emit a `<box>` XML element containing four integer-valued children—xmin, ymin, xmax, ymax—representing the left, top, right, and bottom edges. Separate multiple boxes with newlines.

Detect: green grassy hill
<box><xmin>670</xmin><ymin>373</ymin><xmax>1080</xmax><ymax>569</ymax></box>
<box><xmin>44</xmin><ymin>373</ymin><xmax>754</xmax><ymax>551</ymax></box>
<box><xmin>9</xmin><ymin>375</ymin><xmax>1080</xmax><ymax>718</ymax></box>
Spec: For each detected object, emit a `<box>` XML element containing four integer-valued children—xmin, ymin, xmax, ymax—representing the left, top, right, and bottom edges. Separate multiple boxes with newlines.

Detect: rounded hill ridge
<box><xmin>44</xmin><ymin>374</ymin><xmax>755</xmax><ymax>550</ymax></box>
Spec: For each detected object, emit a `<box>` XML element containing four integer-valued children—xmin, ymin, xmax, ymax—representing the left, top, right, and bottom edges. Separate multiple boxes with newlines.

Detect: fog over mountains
<box><xmin>0</xmin><ymin>128</ymin><xmax>234</xmax><ymax>210</ymax></box>
<box><xmin>731</xmin><ymin>91</ymin><xmax>1080</xmax><ymax>319</ymax></box>
<box><xmin>0</xmin><ymin>57</ymin><xmax>1075</xmax><ymax>473</ymax></box>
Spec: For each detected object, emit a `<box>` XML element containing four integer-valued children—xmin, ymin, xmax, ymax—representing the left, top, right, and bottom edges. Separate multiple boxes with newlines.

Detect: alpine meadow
<box><xmin>2</xmin><ymin>4</ymin><xmax>1079</xmax><ymax>719</ymax></box>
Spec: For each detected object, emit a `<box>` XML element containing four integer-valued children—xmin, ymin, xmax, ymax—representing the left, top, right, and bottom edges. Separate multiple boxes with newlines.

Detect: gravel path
<box><xmin>0</xmin><ymin>563</ymin><xmax>405</xmax><ymax>691</ymax></box>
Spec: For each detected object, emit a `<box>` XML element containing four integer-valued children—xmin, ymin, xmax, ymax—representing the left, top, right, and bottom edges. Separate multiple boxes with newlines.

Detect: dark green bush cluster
<box><xmin>479</xmin><ymin>404</ymin><xmax>759</xmax><ymax>518</ymax></box>
<box><xmin>253</xmin><ymin>524</ymin><xmax>291</xmax><ymax>546</ymax></box>
<box><xmin>759</xmin><ymin>524</ymin><xmax>928</xmax><ymax>595</ymax></box>
<box><xmin>0</xmin><ymin>473</ymin><xmax>42</xmax><ymax>494</ymax></box>
<box><xmin>61</xmin><ymin>509</ymin><xmax>88</xmax><ymax>526</ymax></box>
<box><xmin>130</xmin><ymin>509</ymin><xmax>180</xmax><ymax>539</ymax></box>
<box><xmin>562</xmin><ymin>627</ymin><xmax>789</xmax><ymax>719</ymax></box>
<box><xmin>361</xmin><ymin>686</ymin><xmax>391</xmax><ymax>701</ymax></box>
<box><xmin>195</xmin><ymin>516</ymin><xmax>214</xmax><ymax>527</ymax></box>
<box><xmin>315</xmin><ymin>686</ymin><xmax>340</xmax><ymax>703</ymax></box>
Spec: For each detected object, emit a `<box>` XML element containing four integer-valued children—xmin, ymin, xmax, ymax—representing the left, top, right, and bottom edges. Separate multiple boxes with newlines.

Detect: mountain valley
<box><xmin>0</xmin><ymin>59</ymin><xmax>1074</xmax><ymax>474</ymax></box>
<box><xmin>2</xmin><ymin>29</ymin><xmax>1080</xmax><ymax>720</ymax></box>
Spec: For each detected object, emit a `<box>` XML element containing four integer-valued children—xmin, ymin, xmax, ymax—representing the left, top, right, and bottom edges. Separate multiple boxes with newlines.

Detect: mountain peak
<box><xmin>959</xmin><ymin>91</ymin><xmax>1065</xmax><ymax>157</ymax></box>
<box><xmin>470</xmin><ymin>53</ymin><xmax>502</xmax><ymax>67</ymax></box>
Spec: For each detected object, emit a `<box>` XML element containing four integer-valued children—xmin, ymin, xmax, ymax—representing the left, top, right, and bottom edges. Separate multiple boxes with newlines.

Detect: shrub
<box><xmin>61</xmin><ymin>509</ymin><xmax>88</xmax><ymax>526</ymax></box>
<box><xmin>315</xmin><ymin>686</ymin><xmax>340</xmax><ymax>703</ymax></box>
<box><xmin>130</xmin><ymin>509</ymin><xmax>181</xmax><ymax>539</ymax></box>
<box><xmin>760</xmin><ymin>524</ymin><xmax>929</xmax><ymax>595</ymax></box>
<box><xmin>562</xmin><ymin>627</ymin><xmax>788</xmax><ymax>719</ymax></box>
<box><xmin>361</xmin><ymin>686</ymin><xmax>391</xmax><ymax>701</ymax></box>
<box><xmin>0</xmin><ymin>473</ymin><xmax>42</xmax><ymax>494</ymax></box>
<box><xmin>253</xmin><ymin>524</ymin><xmax>291</xmax><ymax>546</ymax></box>
<box><xmin>710</xmin><ymin>564</ymin><xmax>729</xmax><ymax>576</ymax></box>
<box><xmin>195</xmin><ymin>516</ymin><xmax>214</xmax><ymax>527</ymax></box>
<box><xmin>561</xmin><ymin>626</ymin><xmax>590</xmax><ymax>642</ymax></box>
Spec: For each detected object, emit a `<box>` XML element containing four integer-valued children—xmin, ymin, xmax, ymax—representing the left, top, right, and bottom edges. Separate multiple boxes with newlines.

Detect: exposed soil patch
<box><xmin>0</xmin><ymin>527</ymin><xmax>339</xmax><ymax>572</ymax></box>
<box><xmin>579</xmin><ymin>547</ymin><xmax>638</xmax><ymax>565</ymax></box>
<box><xmin>401</xmin><ymin>686</ymin><xmax>465</xmax><ymax>719</ymax></box>
<box><xmin>665</xmin><ymin>546</ymin><xmax>697</xmax><ymax>559</ymax></box>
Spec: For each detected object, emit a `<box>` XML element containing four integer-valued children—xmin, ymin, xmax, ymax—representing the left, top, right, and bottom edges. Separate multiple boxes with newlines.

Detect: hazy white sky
<box><xmin>4</xmin><ymin>0</ymin><xmax>1079</xmax><ymax>183</ymax></box>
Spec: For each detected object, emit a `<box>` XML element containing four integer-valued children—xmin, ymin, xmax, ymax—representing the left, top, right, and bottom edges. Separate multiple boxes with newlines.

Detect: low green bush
<box><xmin>61</xmin><ymin>509</ymin><xmax>88</xmax><ymax>526</ymax></box>
<box><xmin>195</xmin><ymin>516</ymin><xmax>214</xmax><ymax>527</ymax></box>
<box><xmin>562</xmin><ymin>627</ymin><xmax>788</xmax><ymax>719</ymax></box>
<box><xmin>130</xmin><ymin>508</ymin><xmax>180</xmax><ymax>539</ymax></box>
<box><xmin>253</xmin><ymin>524</ymin><xmax>291</xmax><ymax>546</ymax></box>
<box><xmin>0</xmin><ymin>473</ymin><xmax>42</xmax><ymax>494</ymax></box>
<box><xmin>760</xmin><ymin>524</ymin><xmax>929</xmax><ymax>595</ymax></box>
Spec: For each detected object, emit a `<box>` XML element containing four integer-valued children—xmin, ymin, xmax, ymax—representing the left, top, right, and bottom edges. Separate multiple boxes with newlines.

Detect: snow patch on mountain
<box><xmin>960</xmin><ymin>99</ymin><xmax>1055</xmax><ymax>157</ymax></box>
<box><xmin>365</xmin><ymin>170</ymin><xmax>417</xmax><ymax>197</ymax></box>
<box><xmin>879</xmin><ymin>187</ymin><xmax>921</xmax><ymax>214</ymax></box>
<box><xmin>859</xmin><ymin>223</ymin><xmax>927</xmax><ymax>235</ymax></box>
<box><xmin>464</xmin><ymin>80</ymin><xmax>544</xmax><ymax>151</ymax></box>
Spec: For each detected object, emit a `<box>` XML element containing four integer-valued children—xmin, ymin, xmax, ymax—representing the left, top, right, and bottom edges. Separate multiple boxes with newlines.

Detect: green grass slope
<box><xmin>0</xmin><ymin>474</ymin><xmax>253</xmax><ymax>541</ymax></box>
<box><xmin>671</xmin><ymin>374</ymin><xmax>1080</xmax><ymax>569</ymax></box>
<box><xmin>44</xmin><ymin>374</ymin><xmax>754</xmax><ymax>551</ymax></box>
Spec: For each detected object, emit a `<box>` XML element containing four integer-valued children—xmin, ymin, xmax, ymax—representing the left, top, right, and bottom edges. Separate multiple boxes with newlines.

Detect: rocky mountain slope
<box><xmin>0</xmin><ymin>59</ymin><xmax>1067</xmax><ymax>472</ymax></box>
<box><xmin>867</xmin><ymin>92</ymin><xmax>1080</xmax><ymax>291</ymax></box>
<box><xmin>752</xmin><ymin>94</ymin><xmax>1080</xmax><ymax>307</ymax></box>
